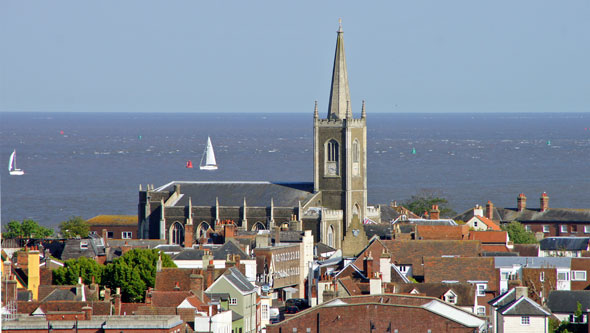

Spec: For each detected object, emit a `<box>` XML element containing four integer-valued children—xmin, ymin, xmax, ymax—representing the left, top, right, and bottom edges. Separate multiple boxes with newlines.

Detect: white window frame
<box><xmin>525</xmin><ymin>225</ymin><xmax>532</xmax><ymax>232</ymax></box>
<box><xmin>585</xmin><ymin>226</ymin><xmax>590</xmax><ymax>234</ymax></box>
<box><xmin>477</xmin><ymin>284</ymin><xmax>487</xmax><ymax>296</ymax></box>
<box><xmin>521</xmin><ymin>316</ymin><xmax>530</xmax><ymax>325</ymax></box>
<box><xmin>122</xmin><ymin>231</ymin><xmax>132</xmax><ymax>239</ymax></box>
<box><xmin>540</xmin><ymin>271</ymin><xmax>545</xmax><ymax>282</ymax></box>
<box><xmin>473</xmin><ymin>221</ymin><xmax>478</xmax><ymax>227</ymax></box>
<box><xmin>230</xmin><ymin>298</ymin><xmax>237</xmax><ymax>305</ymax></box>
<box><xmin>572</xmin><ymin>271</ymin><xmax>587</xmax><ymax>281</ymax></box>
<box><xmin>476</xmin><ymin>306</ymin><xmax>486</xmax><ymax>316</ymax></box>
<box><xmin>444</xmin><ymin>291</ymin><xmax>457</xmax><ymax>304</ymax></box>
<box><xmin>543</xmin><ymin>225</ymin><xmax>550</xmax><ymax>233</ymax></box>
<box><xmin>558</xmin><ymin>272</ymin><xmax>570</xmax><ymax>281</ymax></box>
<box><xmin>561</xmin><ymin>225</ymin><xmax>568</xmax><ymax>233</ymax></box>
<box><xmin>261</xmin><ymin>304</ymin><xmax>269</xmax><ymax>320</ymax></box>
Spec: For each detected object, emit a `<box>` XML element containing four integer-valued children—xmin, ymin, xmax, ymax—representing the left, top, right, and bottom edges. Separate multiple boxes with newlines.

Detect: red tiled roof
<box><xmin>338</xmin><ymin>276</ymin><xmax>363</xmax><ymax>296</ymax></box>
<box><xmin>416</xmin><ymin>225</ymin><xmax>468</xmax><ymax>240</ymax></box>
<box><xmin>472</xmin><ymin>216</ymin><xmax>501</xmax><ymax>231</ymax></box>
<box><xmin>481</xmin><ymin>244</ymin><xmax>510</xmax><ymax>252</ymax></box>
<box><xmin>151</xmin><ymin>290</ymin><xmax>193</xmax><ymax>308</ymax></box>
<box><xmin>423</xmin><ymin>257</ymin><xmax>498</xmax><ymax>291</ymax></box>
<box><xmin>468</xmin><ymin>231</ymin><xmax>508</xmax><ymax>243</ymax></box>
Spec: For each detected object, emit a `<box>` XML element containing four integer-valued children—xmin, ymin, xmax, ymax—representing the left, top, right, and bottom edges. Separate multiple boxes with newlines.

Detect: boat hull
<box><xmin>200</xmin><ymin>165</ymin><xmax>218</xmax><ymax>170</ymax></box>
<box><xmin>10</xmin><ymin>169</ymin><xmax>24</xmax><ymax>176</ymax></box>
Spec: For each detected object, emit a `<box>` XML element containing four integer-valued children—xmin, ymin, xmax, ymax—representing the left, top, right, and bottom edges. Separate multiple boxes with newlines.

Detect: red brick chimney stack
<box><xmin>184</xmin><ymin>223</ymin><xmax>194</xmax><ymax>248</ymax></box>
<box><xmin>429</xmin><ymin>205</ymin><xmax>440</xmax><ymax>220</ymax></box>
<box><xmin>517</xmin><ymin>193</ymin><xmax>527</xmax><ymax>212</ymax></box>
<box><xmin>224</xmin><ymin>224</ymin><xmax>236</xmax><ymax>240</ymax></box>
<box><xmin>486</xmin><ymin>201</ymin><xmax>494</xmax><ymax>220</ymax></box>
<box><xmin>540</xmin><ymin>192</ymin><xmax>549</xmax><ymax>212</ymax></box>
<box><xmin>364</xmin><ymin>252</ymin><xmax>374</xmax><ymax>279</ymax></box>
<box><xmin>82</xmin><ymin>305</ymin><xmax>92</xmax><ymax>320</ymax></box>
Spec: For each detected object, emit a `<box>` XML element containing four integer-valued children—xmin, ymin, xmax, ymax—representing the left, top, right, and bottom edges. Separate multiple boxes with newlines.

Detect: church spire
<box><xmin>327</xmin><ymin>18</ymin><xmax>351</xmax><ymax>120</ymax></box>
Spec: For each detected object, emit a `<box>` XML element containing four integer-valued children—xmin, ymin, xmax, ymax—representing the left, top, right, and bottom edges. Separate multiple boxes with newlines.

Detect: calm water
<box><xmin>1</xmin><ymin>112</ymin><xmax>589</xmax><ymax>228</ymax></box>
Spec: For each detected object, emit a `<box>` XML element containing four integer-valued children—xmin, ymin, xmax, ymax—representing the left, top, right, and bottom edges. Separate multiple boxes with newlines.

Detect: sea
<box><xmin>1</xmin><ymin>112</ymin><xmax>589</xmax><ymax>229</ymax></box>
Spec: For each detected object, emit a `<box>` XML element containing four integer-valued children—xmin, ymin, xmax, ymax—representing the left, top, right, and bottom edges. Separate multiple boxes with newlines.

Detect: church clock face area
<box><xmin>326</xmin><ymin>162</ymin><xmax>338</xmax><ymax>176</ymax></box>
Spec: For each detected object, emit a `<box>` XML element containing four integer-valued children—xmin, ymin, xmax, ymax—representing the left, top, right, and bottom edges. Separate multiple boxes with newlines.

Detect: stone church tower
<box><xmin>314</xmin><ymin>21</ymin><xmax>367</xmax><ymax>239</ymax></box>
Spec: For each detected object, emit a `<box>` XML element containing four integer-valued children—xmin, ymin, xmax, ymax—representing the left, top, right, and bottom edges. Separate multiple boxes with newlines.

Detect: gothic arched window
<box><xmin>170</xmin><ymin>222</ymin><xmax>184</xmax><ymax>245</ymax></box>
<box><xmin>327</xmin><ymin>225</ymin><xmax>335</xmax><ymax>248</ymax></box>
<box><xmin>197</xmin><ymin>222</ymin><xmax>210</xmax><ymax>238</ymax></box>
<box><xmin>352</xmin><ymin>139</ymin><xmax>360</xmax><ymax>176</ymax></box>
<box><xmin>325</xmin><ymin>139</ymin><xmax>339</xmax><ymax>176</ymax></box>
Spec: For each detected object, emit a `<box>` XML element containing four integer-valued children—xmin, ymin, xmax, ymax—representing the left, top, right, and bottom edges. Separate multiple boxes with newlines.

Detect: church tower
<box><xmin>314</xmin><ymin>21</ymin><xmax>368</xmax><ymax>238</ymax></box>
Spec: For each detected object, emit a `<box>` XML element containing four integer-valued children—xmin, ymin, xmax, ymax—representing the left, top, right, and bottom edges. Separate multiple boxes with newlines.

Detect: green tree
<box><xmin>53</xmin><ymin>256</ymin><xmax>103</xmax><ymax>285</ymax></box>
<box><xmin>59</xmin><ymin>216</ymin><xmax>89</xmax><ymax>239</ymax></box>
<box><xmin>404</xmin><ymin>190</ymin><xmax>456</xmax><ymax>218</ymax></box>
<box><xmin>2</xmin><ymin>219</ymin><xmax>54</xmax><ymax>239</ymax></box>
<box><xmin>501</xmin><ymin>221</ymin><xmax>538</xmax><ymax>244</ymax></box>
<box><xmin>102</xmin><ymin>249</ymin><xmax>176</xmax><ymax>302</ymax></box>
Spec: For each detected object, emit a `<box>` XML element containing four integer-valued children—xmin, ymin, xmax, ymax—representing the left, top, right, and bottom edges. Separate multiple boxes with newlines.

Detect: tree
<box><xmin>2</xmin><ymin>219</ymin><xmax>54</xmax><ymax>239</ymax></box>
<box><xmin>59</xmin><ymin>216</ymin><xmax>89</xmax><ymax>239</ymax></box>
<box><xmin>53</xmin><ymin>257</ymin><xmax>103</xmax><ymax>285</ymax></box>
<box><xmin>404</xmin><ymin>190</ymin><xmax>456</xmax><ymax>218</ymax></box>
<box><xmin>501</xmin><ymin>221</ymin><xmax>538</xmax><ymax>244</ymax></box>
<box><xmin>102</xmin><ymin>249</ymin><xmax>176</xmax><ymax>302</ymax></box>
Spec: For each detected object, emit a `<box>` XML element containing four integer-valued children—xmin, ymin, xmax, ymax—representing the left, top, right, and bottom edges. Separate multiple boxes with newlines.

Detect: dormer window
<box><xmin>444</xmin><ymin>290</ymin><xmax>457</xmax><ymax>304</ymax></box>
<box><xmin>80</xmin><ymin>241</ymin><xmax>88</xmax><ymax>250</ymax></box>
<box><xmin>410</xmin><ymin>289</ymin><xmax>419</xmax><ymax>294</ymax></box>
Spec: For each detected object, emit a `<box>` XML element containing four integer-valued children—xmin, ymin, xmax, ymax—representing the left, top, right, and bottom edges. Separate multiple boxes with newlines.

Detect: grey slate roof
<box><xmin>363</xmin><ymin>224</ymin><xmax>393</xmax><ymax>239</ymax></box>
<box><xmin>547</xmin><ymin>291</ymin><xmax>590</xmax><ymax>313</ymax></box>
<box><xmin>173</xmin><ymin>241</ymin><xmax>248</xmax><ymax>261</ymax></box>
<box><xmin>494</xmin><ymin>257</ymin><xmax>571</xmax><ymax>268</ymax></box>
<box><xmin>500</xmin><ymin>297</ymin><xmax>551</xmax><ymax>316</ymax></box>
<box><xmin>60</xmin><ymin>235</ymin><xmax>105</xmax><ymax>261</ymax></box>
<box><xmin>231</xmin><ymin>310</ymin><xmax>243</xmax><ymax>321</ymax></box>
<box><xmin>156</xmin><ymin>181</ymin><xmax>314</xmax><ymax>207</ymax></box>
<box><xmin>540</xmin><ymin>237</ymin><xmax>590</xmax><ymax>251</ymax></box>
<box><xmin>224</xmin><ymin>267</ymin><xmax>256</xmax><ymax>293</ymax></box>
<box><xmin>315</xmin><ymin>243</ymin><xmax>336</xmax><ymax>256</ymax></box>
<box><xmin>455</xmin><ymin>207</ymin><xmax>590</xmax><ymax>223</ymax></box>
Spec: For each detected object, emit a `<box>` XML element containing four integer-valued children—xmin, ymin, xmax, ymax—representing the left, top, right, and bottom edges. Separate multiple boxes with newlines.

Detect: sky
<box><xmin>1</xmin><ymin>1</ymin><xmax>589</xmax><ymax>113</ymax></box>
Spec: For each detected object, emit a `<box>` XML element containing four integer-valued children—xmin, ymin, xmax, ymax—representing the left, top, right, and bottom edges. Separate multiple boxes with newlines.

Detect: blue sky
<box><xmin>1</xmin><ymin>1</ymin><xmax>589</xmax><ymax>113</ymax></box>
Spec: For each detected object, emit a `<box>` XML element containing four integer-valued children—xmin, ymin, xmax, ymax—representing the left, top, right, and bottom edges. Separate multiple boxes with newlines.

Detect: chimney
<box><xmin>225</xmin><ymin>254</ymin><xmax>235</xmax><ymax>268</ymax></box>
<box><xmin>145</xmin><ymin>287</ymin><xmax>153</xmax><ymax>304</ymax></box>
<box><xmin>173</xmin><ymin>281</ymin><xmax>180</xmax><ymax>291</ymax></box>
<box><xmin>364</xmin><ymin>252</ymin><xmax>374</xmax><ymax>279</ymax></box>
<box><xmin>102</xmin><ymin>229</ymin><xmax>108</xmax><ymax>245</ymax></box>
<box><xmin>156</xmin><ymin>254</ymin><xmax>162</xmax><ymax>272</ymax></box>
<box><xmin>515</xmin><ymin>286</ymin><xmax>528</xmax><ymax>299</ymax></box>
<box><xmin>81</xmin><ymin>306</ymin><xmax>92</xmax><ymax>320</ymax></box>
<box><xmin>3</xmin><ymin>261</ymin><xmax>11</xmax><ymax>279</ymax></box>
<box><xmin>206</xmin><ymin>260</ymin><xmax>215</xmax><ymax>289</ymax></box>
<box><xmin>28</xmin><ymin>247</ymin><xmax>40</xmax><ymax>300</ymax></box>
<box><xmin>224</xmin><ymin>224</ymin><xmax>236</xmax><ymax>240</ymax></box>
<box><xmin>540</xmin><ymin>193</ymin><xmax>549</xmax><ymax>212</ymax></box>
<box><xmin>121</xmin><ymin>241</ymin><xmax>131</xmax><ymax>255</ymax></box>
<box><xmin>103</xmin><ymin>288</ymin><xmax>111</xmax><ymax>302</ymax></box>
<box><xmin>185</xmin><ymin>223</ymin><xmax>194</xmax><ymax>248</ymax></box>
<box><xmin>369</xmin><ymin>273</ymin><xmax>382</xmax><ymax>295</ymax></box>
<box><xmin>473</xmin><ymin>205</ymin><xmax>483</xmax><ymax>217</ymax></box>
<box><xmin>234</xmin><ymin>255</ymin><xmax>245</xmax><ymax>275</ymax></box>
<box><xmin>486</xmin><ymin>201</ymin><xmax>494</xmax><ymax>220</ymax></box>
<box><xmin>273</xmin><ymin>226</ymin><xmax>280</xmax><ymax>245</ymax></box>
<box><xmin>429</xmin><ymin>205</ymin><xmax>440</xmax><ymax>220</ymax></box>
<box><xmin>190</xmin><ymin>273</ymin><xmax>204</xmax><ymax>300</ymax></box>
<box><xmin>379</xmin><ymin>251</ymin><xmax>391</xmax><ymax>283</ymax></box>
<box><xmin>114</xmin><ymin>288</ymin><xmax>122</xmax><ymax>315</ymax></box>
<box><xmin>517</xmin><ymin>193</ymin><xmax>527</xmax><ymax>212</ymax></box>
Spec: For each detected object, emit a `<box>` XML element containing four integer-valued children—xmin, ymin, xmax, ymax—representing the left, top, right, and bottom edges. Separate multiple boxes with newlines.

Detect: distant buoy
<box><xmin>60</xmin><ymin>130</ymin><xmax>64</xmax><ymax>135</ymax></box>
<box><xmin>546</xmin><ymin>140</ymin><xmax>551</xmax><ymax>146</ymax></box>
<box><xmin>411</xmin><ymin>147</ymin><xmax>416</xmax><ymax>155</ymax></box>
<box><xmin>138</xmin><ymin>135</ymin><xmax>142</xmax><ymax>140</ymax></box>
<box><xmin>186</xmin><ymin>160</ymin><xmax>193</xmax><ymax>168</ymax></box>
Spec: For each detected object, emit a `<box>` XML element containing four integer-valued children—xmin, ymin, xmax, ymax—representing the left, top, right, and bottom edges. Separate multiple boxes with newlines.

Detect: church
<box><xmin>138</xmin><ymin>23</ymin><xmax>377</xmax><ymax>255</ymax></box>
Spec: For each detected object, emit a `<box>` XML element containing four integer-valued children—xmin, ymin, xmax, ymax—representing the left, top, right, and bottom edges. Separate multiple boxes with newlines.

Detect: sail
<box><xmin>8</xmin><ymin>150</ymin><xmax>15</xmax><ymax>171</ymax></box>
<box><xmin>205</xmin><ymin>137</ymin><xmax>217</xmax><ymax>166</ymax></box>
<box><xmin>200</xmin><ymin>137</ymin><xmax>218</xmax><ymax>170</ymax></box>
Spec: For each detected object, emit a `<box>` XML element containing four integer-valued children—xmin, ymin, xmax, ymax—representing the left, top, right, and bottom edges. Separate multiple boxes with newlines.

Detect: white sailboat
<box><xmin>199</xmin><ymin>137</ymin><xmax>218</xmax><ymax>170</ymax></box>
<box><xmin>8</xmin><ymin>150</ymin><xmax>24</xmax><ymax>176</ymax></box>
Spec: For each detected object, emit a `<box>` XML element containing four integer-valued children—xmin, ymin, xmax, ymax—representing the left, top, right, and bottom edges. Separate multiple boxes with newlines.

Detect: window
<box><xmin>525</xmin><ymin>225</ymin><xmax>532</xmax><ymax>232</ymax></box>
<box><xmin>444</xmin><ymin>291</ymin><xmax>457</xmax><ymax>304</ymax></box>
<box><xmin>585</xmin><ymin>226</ymin><xmax>590</xmax><ymax>234</ymax></box>
<box><xmin>543</xmin><ymin>225</ymin><xmax>550</xmax><ymax>233</ymax></box>
<box><xmin>261</xmin><ymin>304</ymin><xmax>269</xmax><ymax>320</ymax></box>
<box><xmin>561</xmin><ymin>225</ymin><xmax>568</xmax><ymax>233</ymax></box>
<box><xmin>122</xmin><ymin>232</ymin><xmax>132</xmax><ymax>239</ymax></box>
<box><xmin>325</xmin><ymin>140</ymin><xmax>339</xmax><ymax>176</ymax></box>
<box><xmin>107</xmin><ymin>231</ymin><xmax>114</xmax><ymax>239</ymax></box>
<box><xmin>521</xmin><ymin>316</ymin><xmax>530</xmax><ymax>325</ymax></box>
<box><xmin>540</xmin><ymin>271</ymin><xmax>545</xmax><ymax>282</ymax></box>
<box><xmin>473</xmin><ymin>221</ymin><xmax>478</xmax><ymax>227</ymax></box>
<box><xmin>352</xmin><ymin>139</ymin><xmax>360</xmax><ymax>162</ymax></box>
<box><xmin>327</xmin><ymin>225</ymin><xmax>334</xmax><ymax>248</ymax></box>
<box><xmin>572</xmin><ymin>271</ymin><xmax>587</xmax><ymax>281</ymax></box>
<box><xmin>476</xmin><ymin>306</ymin><xmax>486</xmax><ymax>316</ymax></box>
<box><xmin>501</xmin><ymin>272</ymin><xmax>510</xmax><ymax>281</ymax></box>
<box><xmin>477</xmin><ymin>284</ymin><xmax>487</xmax><ymax>296</ymax></box>
<box><xmin>80</xmin><ymin>241</ymin><xmax>89</xmax><ymax>249</ymax></box>
<box><xmin>558</xmin><ymin>272</ymin><xmax>569</xmax><ymax>281</ymax></box>
<box><xmin>170</xmin><ymin>222</ymin><xmax>184</xmax><ymax>245</ymax></box>
<box><xmin>230</xmin><ymin>298</ymin><xmax>237</xmax><ymax>305</ymax></box>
